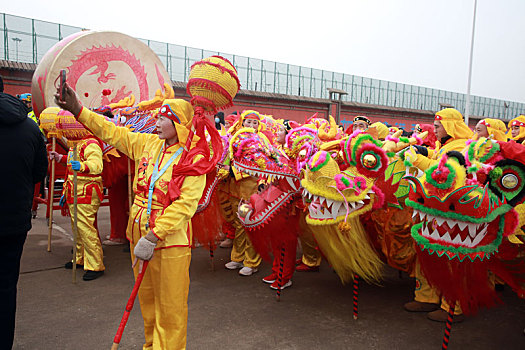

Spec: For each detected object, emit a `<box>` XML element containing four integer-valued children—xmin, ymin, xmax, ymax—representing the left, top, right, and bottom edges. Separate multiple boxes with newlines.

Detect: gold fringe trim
<box><xmin>312</xmin><ymin>217</ymin><xmax>383</xmax><ymax>284</ymax></box>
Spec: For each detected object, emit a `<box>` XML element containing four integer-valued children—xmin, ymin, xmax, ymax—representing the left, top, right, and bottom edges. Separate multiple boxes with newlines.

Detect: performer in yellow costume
<box><xmin>57</xmin><ymin>87</ymin><xmax>205</xmax><ymax>350</ymax></box>
<box><xmin>403</xmin><ymin>108</ymin><xmax>473</xmax><ymax>322</ymax></box>
<box><xmin>507</xmin><ymin>115</ymin><xmax>525</xmax><ymax>143</ymax></box>
<box><xmin>296</xmin><ymin>211</ymin><xmax>322</xmax><ymax>272</ymax></box>
<box><xmin>52</xmin><ymin>136</ymin><xmax>105</xmax><ymax>281</ymax></box>
<box><xmin>370</xmin><ymin>121</ymin><xmax>389</xmax><ymax>140</ymax></box>
<box><xmin>224</xmin><ymin>110</ymin><xmax>263</xmax><ymax>276</ymax></box>
<box><xmin>473</xmin><ymin>118</ymin><xmax>507</xmax><ymax>141</ymax></box>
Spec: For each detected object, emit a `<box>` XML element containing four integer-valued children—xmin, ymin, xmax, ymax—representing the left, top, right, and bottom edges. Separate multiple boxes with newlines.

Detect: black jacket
<box><xmin>0</xmin><ymin>93</ymin><xmax>48</xmax><ymax>235</ymax></box>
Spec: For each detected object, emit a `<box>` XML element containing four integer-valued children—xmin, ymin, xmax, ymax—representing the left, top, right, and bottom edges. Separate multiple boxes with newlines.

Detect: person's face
<box><xmin>224</xmin><ymin>121</ymin><xmax>231</xmax><ymax>130</ymax></box>
<box><xmin>276</xmin><ymin>125</ymin><xmax>286</xmax><ymax>144</ymax></box>
<box><xmin>243</xmin><ymin>118</ymin><xmax>259</xmax><ymax>130</ymax></box>
<box><xmin>475</xmin><ymin>122</ymin><xmax>489</xmax><ymax>138</ymax></box>
<box><xmin>352</xmin><ymin>121</ymin><xmax>368</xmax><ymax>132</ymax></box>
<box><xmin>156</xmin><ymin>116</ymin><xmax>178</xmax><ymax>145</ymax></box>
<box><xmin>511</xmin><ymin>125</ymin><xmax>521</xmax><ymax>138</ymax></box>
<box><xmin>434</xmin><ymin>120</ymin><xmax>448</xmax><ymax>140</ymax></box>
<box><xmin>388</xmin><ymin>128</ymin><xmax>396</xmax><ymax>136</ymax></box>
<box><xmin>23</xmin><ymin>101</ymin><xmax>32</xmax><ymax>110</ymax></box>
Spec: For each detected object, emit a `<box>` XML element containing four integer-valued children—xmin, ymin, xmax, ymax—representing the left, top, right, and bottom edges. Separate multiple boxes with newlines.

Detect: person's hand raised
<box><xmin>54</xmin><ymin>82</ymin><xmax>83</xmax><ymax>117</ymax></box>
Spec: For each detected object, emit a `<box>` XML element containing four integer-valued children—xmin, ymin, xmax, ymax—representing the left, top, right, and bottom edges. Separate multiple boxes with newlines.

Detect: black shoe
<box><xmin>65</xmin><ymin>261</ymin><xmax>83</xmax><ymax>269</ymax></box>
<box><xmin>83</xmin><ymin>270</ymin><xmax>104</xmax><ymax>281</ymax></box>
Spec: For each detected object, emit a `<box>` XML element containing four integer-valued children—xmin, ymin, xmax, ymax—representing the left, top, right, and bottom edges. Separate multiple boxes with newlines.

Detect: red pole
<box><xmin>209</xmin><ymin>246</ymin><xmax>215</xmax><ymax>271</ymax></box>
<box><xmin>111</xmin><ymin>260</ymin><xmax>149</xmax><ymax>349</ymax></box>
<box><xmin>352</xmin><ymin>274</ymin><xmax>359</xmax><ymax>320</ymax></box>
<box><xmin>276</xmin><ymin>244</ymin><xmax>285</xmax><ymax>302</ymax></box>
<box><xmin>441</xmin><ymin>302</ymin><xmax>455</xmax><ymax>350</ymax></box>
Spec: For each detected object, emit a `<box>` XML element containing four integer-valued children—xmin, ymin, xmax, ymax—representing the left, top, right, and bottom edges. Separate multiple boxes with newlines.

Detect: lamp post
<box><xmin>464</xmin><ymin>0</ymin><xmax>478</xmax><ymax>126</ymax></box>
<box><xmin>12</xmin><ymin>37</ymin><xmax>22</xmax><ymax>61</ymax></box>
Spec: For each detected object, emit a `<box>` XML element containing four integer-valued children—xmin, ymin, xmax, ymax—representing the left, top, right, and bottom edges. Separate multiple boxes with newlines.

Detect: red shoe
<box><xmin>295</xmin><ymin>263</ymin><xmax>319</xmax><ymax>272</ymax></box>
<box><xmin>262</xmin><ymin>273</ymin><xmax>277</xmax><ymax>284</ymax></box>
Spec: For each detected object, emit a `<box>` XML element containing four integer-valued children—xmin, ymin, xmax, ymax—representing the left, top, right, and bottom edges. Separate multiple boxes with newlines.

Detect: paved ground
<box><xmin>12</xmin><ymin>206</ymin><xmax>525</xmax><ymax>349</ymax></box>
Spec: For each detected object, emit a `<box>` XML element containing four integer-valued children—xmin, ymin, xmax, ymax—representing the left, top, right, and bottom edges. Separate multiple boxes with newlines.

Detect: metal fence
<box><xmin>2</xmin><ymin>12</ymin><xmax>523</xmax><ymax>120</ymax></box>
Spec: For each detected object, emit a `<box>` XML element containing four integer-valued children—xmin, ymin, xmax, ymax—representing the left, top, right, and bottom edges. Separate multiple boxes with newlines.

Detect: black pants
<box><xmin>0</xmin><ymin>232</ymin><xmax>27</xmax><ymax>350</ymax></box>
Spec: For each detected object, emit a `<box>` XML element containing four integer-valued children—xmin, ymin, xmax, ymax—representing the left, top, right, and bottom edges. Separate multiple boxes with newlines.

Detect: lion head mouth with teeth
<box><xmin>404</xmin><ymin>139</ymin><xmax>525</xmax><ymax>314</ymax></box>
<box><xmin>302</xmin><ymin>133</ymin><xmax>389</xmax><ymax>225</ymax></box>
<box><xmin>406</xmin><ymin>175</ymin><xmax>512</xmax><ymax>262</ymax></box>
<box><xmin>229</xmin><ymin>127</ymin><xmax>302</xmax><ymax>228</ymax></box>
<box><xmin>302</xmin><ymin>151</ymin><xmax>376</xmax><ymax>224</ymax></box>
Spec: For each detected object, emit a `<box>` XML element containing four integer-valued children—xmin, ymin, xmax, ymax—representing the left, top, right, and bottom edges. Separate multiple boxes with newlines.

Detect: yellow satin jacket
<box><xmin>64</xmin><ymin>137</ymin><xmax>104</xmax><ymax>205</ymax></box>
<box><xmin>77</xmin><ymin>108</ymin><xmax>205</xmax><ymax>249</ymax></box>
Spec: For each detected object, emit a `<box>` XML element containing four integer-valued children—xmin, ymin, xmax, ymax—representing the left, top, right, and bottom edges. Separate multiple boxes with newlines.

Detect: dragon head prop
<box><xmin>230</xmin><ymin>126</ymin><xmax>301</xmax><ymax>227</ymax></box>
<box><xmin>404</xmin><ymin>138</ymin><xmax>525</xmax><ymax>314</ymax></box>
<box><xmin>302</xmin><ymin>133</ymin><xmax>389</xmax><ymax>225</ymax></box>
<box><xmin>229</xmin><ymin>127</ymin><xmax>298</xmax><ymax>184</ymax></box>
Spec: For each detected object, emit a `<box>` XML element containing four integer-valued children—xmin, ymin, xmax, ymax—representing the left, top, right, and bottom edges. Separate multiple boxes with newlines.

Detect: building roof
<box><xmin>0</xmin><ymin>60</ymin><xmax>37</xmax><ymax>71</ymax></box>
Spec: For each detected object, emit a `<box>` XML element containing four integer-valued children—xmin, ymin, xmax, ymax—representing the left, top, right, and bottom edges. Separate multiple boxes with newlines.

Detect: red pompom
<box><xmin>84</xmin><ymin>92</ymin><xmax>89</xmax><ymax>97</ymax></box>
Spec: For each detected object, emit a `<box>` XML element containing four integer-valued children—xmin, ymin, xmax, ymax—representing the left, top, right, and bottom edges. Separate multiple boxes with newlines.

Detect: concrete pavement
<box><xmin>12</xmin><ymin>206</ymin><xmax>525</xmax><ymax>349</ymax></box>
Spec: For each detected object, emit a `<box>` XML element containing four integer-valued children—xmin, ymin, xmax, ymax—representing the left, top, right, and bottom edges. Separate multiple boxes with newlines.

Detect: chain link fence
<box><xmin>2</xmin><ymin>12</ymin><xmax>523</xmax><ymax>120</ymax></box>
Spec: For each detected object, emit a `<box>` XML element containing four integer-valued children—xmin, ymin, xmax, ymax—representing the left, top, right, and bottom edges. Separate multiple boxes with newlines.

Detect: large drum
<box><xmin>31</xmin><ymin>30</ymin><xmax>171</xmax><ymax>117</ymax></box>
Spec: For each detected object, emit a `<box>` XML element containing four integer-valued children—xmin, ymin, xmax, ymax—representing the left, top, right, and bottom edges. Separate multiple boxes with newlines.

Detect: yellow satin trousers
<box><xmin>298</xmin><ymin>212</ymin><xmax>321</xmax><ymax>267</ymax></box>
<box><xmin>131</xmin><ymin>246</ymin><xmax>191</xmax><ymax>350</ymax></box>
<box><xmin>68</xmin><ymin>196</ymin><xmax>104</xmax><ymax>271</ymax></box>
<box><xmin>229</xmin><ymin>177</ymin><xmax>261</xmax><ymax>268</ymax></box>
<box><xmin>414</xmin><ymin>260</ymin><xmax>463</xmax><ymax>315</ymax></box>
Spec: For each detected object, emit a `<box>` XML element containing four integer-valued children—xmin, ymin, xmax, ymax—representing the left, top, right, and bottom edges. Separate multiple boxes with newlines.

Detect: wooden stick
<box><xmin>72</xmin><ymin>144</ymin><xmax>78</xmax><ymax>284</ymax></box>
<box><xmin>47</xmin><ymin>137</ymin><xmax>56</xmax><ymax>252</ymax></box>
<box><xmin>111</xmin><ymin>260</ymin><xmax>149</xmax><ymax>349</ymax></box>
<box><xmin>127</xmin><ymin>157</ymin><xmax>132</xmax><ymax>211</ymax></box>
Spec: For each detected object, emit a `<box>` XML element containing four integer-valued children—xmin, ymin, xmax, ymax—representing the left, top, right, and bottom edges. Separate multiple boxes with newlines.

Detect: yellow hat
<box><xmin>434</xmin><ymin>108</ymin><xmax>473</xmax><ymax>140</ymax></box>
<box><xmin>474</xmin><ymin>118</ymin><xmax>507</xmax><ymax>142</ymax></box>
<box><xmin>370</xmin><ymin>122</ymin><xmax>389</xmax><ymax>140</ymax></box>
<box><xmin>157</xmin><ymin>99</ymin><xmax>194</xmax><ymax>146</ymax></box>
<box><xmin>388</xmin><ymin>126</ymin><xmax>399</xmax><ymax>134</ymax></box>
<box><xmin>507</xmin><ymin>115</ymin><xmax>525</xmax><ymax>141</ymax></box>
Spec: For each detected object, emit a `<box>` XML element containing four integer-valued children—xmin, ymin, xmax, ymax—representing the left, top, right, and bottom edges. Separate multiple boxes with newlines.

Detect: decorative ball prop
<box><xmin>38</xmin><ymin>106</ymin><xmax>61</xmax><ymax>138</ymax></box>
<box><xmin>186</xmin><ymin>56</ymin><xmax>240</xmax><ymax>114</ymax></box>
<box><xmin>31</xmin><ymin>30</ymin><xmax>171</xmax><ymax>118</ymax></box>
<box><xmin>56</xmin><ymin>109</ymin><xmax>92</xmax><ymax>146</ymax></box>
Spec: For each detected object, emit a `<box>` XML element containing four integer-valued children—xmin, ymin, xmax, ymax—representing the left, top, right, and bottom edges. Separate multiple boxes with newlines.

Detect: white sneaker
<box><xmin>102</xmin><ymin>239</ymin><xmax>126</xmax><ymax>246</ymax></box>
<box><xmin>239</xmin><ymin>266</ymin><xmax>258</xmax><ymax>276</ymax></box>
<box><xmin>270</xmin><ymin>280</ymin><xmax>293</xmax><ymax>290</ymax></box>
<box><xmin>219</xmin><ymin>238</ymin><xmax>233</xmax><ymax>248</ymax></box>
<box><xmin>224</xmin><ymin>261</ymin><xmax>243</xmax><ymax>270</ymax></box>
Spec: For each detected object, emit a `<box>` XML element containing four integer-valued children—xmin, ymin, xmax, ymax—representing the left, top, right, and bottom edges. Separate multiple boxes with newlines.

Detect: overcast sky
<box><xmin>3</xmin><ymin>0</ymin><xmax>524</xmax><ymax>103</ymax></box>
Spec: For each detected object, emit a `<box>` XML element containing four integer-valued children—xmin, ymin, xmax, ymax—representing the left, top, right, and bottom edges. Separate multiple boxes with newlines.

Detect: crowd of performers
<box><xmin>35</xmin><ymin>81</ymin><xmax>524</xmax><ymax>349</ymax></box>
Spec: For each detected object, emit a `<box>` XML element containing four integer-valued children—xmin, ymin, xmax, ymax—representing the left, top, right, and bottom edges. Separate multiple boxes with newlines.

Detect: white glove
<box><xmin>404</xmin><ymin>146</ymin><xmax>418</xmax><ymax>165</ymax></box>
<box><xmin>133</xmin><ymin>236</ymin><xmax>157</xmax><ymax>261</ymax></box>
